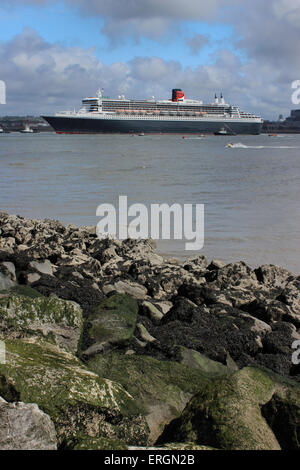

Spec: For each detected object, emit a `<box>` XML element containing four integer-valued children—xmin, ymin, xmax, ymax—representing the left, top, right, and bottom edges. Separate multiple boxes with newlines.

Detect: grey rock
<box><xmin>255</xmin><ymin>264</ymin><xmax>293</xmax><ymax>289</ymax></box>
<box><xmin>1</xmin><ymin>262</ymin><xmax>16</xmax><ymax>281</ymax></box>
<box><xmin>105</xmin><ymin>280</ymin><xmax>148</xmax><ymax>300</ymax></box>
<box><xmin>26</xmin><ymin>272</ymin><xmax>41</xmax><ymax>284</ymax></box>
<box><xmin>0</xmin><ymin>291</ymin><xmax>83</xmax><ymax>354</ymax></box>
<box><xmin>0</xmin><ymin>272</ymin><xmax>16</xmax><ymax>291</ymax></box>
<box><xmin>136</xmin><ymin>323</ymin><xmax>157</xmax><ymax>343</ymax></box>
<box><xmin>0</xmin><ymin>398</ymin><xmax>57</xmax><ymax>450</ymax></box>
<box><xmin>142</xmin><ymin>301</ymin><xmax>164</xmax><ymax>324</ymax></box>
<box><xmin>29</xmin><ymin>260</ymin><xmax>54</xmax><ymax>276</ymax></box>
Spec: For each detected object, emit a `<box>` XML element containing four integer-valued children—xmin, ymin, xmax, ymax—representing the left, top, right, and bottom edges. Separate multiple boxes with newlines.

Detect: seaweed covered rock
<box><xmin>141</xmin><ymin>297</ymin><xmax>264</xmax><ymax>366</ymax></box>
<box><xmin>158</xmin><ymin>367</ymin><xmax>300</xmax><ymax>450</ymax></box>
<box><xmin>81</xmin><ymin>294</ymin><xmax>139</xmax><ymax>357</ymax></box>
<box><xmin>86</xmin><ymin>352</ymin><xmax>213</xmax><ymax>444</ymax></box>
<box><xmin>176</xmin><ymin>346</ymin><xmax>229</xmax><ymax>377</ymax></box>
<box><xmin>0</xmin><ymin>287</ymin><xmax>83</xmax><ymax>354</ymax></box>
<box><xmin>0</xmin><ymin>338</ymin><xmax>149</xmax><ymax>448</ymax></box>
<box><xmin>0</xmin><ymin>397</ymin><xmax>57</xmax><ymax>450</ymax></box>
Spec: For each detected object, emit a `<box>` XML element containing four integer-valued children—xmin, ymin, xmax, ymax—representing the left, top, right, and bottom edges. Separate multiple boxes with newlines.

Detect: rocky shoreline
<box><xmin>0</xmin><ymin>212</ymin><xmax>299</xmax><ymax>450</ymax></box>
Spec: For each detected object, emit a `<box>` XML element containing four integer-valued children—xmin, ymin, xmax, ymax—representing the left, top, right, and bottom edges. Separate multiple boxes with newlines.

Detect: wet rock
<box><xmin>141</xmin><ymin>301</ymin><xmax>164</xmax><ymax>324</ymax></box>
<box><xmin>0</xmin><ymin>288</ymin><xmax>83</xmax><ymax>354</ymax></box>
<box><xmin>145</xmin><ymin>299</ymin><xmax>264</xmax><ymax>366</ymax></box>
<box><xmin>0</xmin><ymin>262</ymin><xmax>16</xmax><ymax>281</ymax></box>
<box><xmin>0</xmin><ymin>397</ymin><xmax>57</xmax><ymax>450</ymax></box>
<box><xmin>0</xmin><ymin>272</ymin><xmax>16</xmax><ymax>291</ymax></box>
<box><xmin>183</xmin><ymin>255</ymin><xmax>208</xmax><ymax>272</ymax></box>
<box><xmin>277</xmin><ymin>277</ymin><xmax>300</xmax><ymax>326</ymax></box>
<box><xmin>0</xmin><ymin>338</ymin><xmax>148</xmax><ymax>447</ymax></box>
<box><xmin>176</xmin><ymin>346</ymin><xmax>228</xmax><ymax>377</ymax></box>
<box><xmin>29</xmin><ymin>260</ymin><xmax>54</xmax><ymax>276</ymax></box>
<box><xmin>241</xmin><ymin>298</ymin><xmax>293</xmax><ymax>324</ymax></box>
<box><xmin>136</xmin><ymin>323</ymin><xmax>157</xmax><ymax>344</ymax></box>
<box><xmin>155</xmin><ymin>301</ymin><xmax>173</xmax><ymax>314</ymax></box>
<box><xmin>26</xmin><ymin>272</ymin><xmax>41</xmax><ymax>284</ymax></box>
<box><xmin>209</xmin><ymin>262</ymin><xmax>258</xmax><ymax>289</ymax></box>
<box><xmin>207</xmin><ymin>259</ymin><xmax>226</xmax><ymax>271</ymax></box>
<box><xmin>103</xmin><ymin>280</ymin><xmax>148</xmax><ymax>300</ymax></box>
<box><xmin>255</xmin><ymin>264</ymin><xmax>294</xmax><ymax>288</ymax></box>
<box><xmin>240</xmin><ymin>313</ymin><xmax>272</xmax><ymax>336</ymax></box>
<box><xmin>158</xmin><ymin>367</ymin><xmax>300</xmax><ymax>450</ymax></box>
<box><xmin>87</xmin><ymin>352</ymin><xmax>211</xmax><ymax>445</ymax></box>
<box><xmin>81</xmin><ymin>294</ymin><xmax>138</xmax><ymax>357</ymax></box>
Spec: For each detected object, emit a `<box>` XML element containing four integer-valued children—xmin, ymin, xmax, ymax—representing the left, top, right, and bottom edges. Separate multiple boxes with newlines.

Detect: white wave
<box><xmin>227</xmin><ymin>143</ymin><xmax>299</xmax><ymax>149</ymax></box>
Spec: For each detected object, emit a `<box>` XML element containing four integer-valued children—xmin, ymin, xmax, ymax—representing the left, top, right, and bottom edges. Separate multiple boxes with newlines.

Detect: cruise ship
<box><xmin>42</xmin><ymin>88</ymin><xmax>263</xmax><ymax>135</ymax></box>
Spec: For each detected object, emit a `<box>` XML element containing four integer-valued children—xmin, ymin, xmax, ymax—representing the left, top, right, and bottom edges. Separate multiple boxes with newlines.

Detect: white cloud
<box><xmin>1</xmin><ymin>1</ymin><xmax>300</xmax><ymax>119</ymax></box>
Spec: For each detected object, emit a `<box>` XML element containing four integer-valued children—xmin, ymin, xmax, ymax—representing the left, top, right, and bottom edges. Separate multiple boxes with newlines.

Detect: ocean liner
<box><xmin>42</xmin><ymin>88</ymin><xmax>263</xmax><ymax>135</ymax></box>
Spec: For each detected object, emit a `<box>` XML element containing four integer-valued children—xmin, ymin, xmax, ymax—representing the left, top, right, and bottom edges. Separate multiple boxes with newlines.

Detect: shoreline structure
<box><xmin>0</xmin><ymin>213</ymin><xmax>299</xmax><ymax>450</ymax></box>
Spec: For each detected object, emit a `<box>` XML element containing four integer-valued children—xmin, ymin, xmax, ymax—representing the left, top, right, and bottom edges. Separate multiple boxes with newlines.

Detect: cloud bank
<box><xmin>1</xmin><ymin>0</ymin><xmax>300</xmax><ymax>119</ymax></box>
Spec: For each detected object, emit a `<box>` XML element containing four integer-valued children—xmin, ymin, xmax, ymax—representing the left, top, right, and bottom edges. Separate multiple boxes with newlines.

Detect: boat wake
<box><xmin>227</xmin><ymin>143</ymin><xmax>299</xmax><ymax>149</ymax></box>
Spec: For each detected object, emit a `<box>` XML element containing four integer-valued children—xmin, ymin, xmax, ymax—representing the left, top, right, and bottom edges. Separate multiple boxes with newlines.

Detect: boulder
<box><xmin>87</xmin><ymin>353</ymin><xmax>212</xmax><ymax>444</ymax></box>
<box><xmin>255</xmin><ymin>264</ymin><xmax>294</xmax><ymax>289</ymax></box>
<box><xmin>210</xmin><ymin>262</ymin><xmax>258</xmax><ymax>289</ymax></box>
<box><xmin>176</xmin><ymin>346</ymin><xmax>228</xmax><ymax>377</ymax></box>
<box><xmin>0</xmin><ymin>397</ymin><xmax>57</xmax><ymax>450</ymax></box>
<box><xmin>147</xmin><ymin>298</ymin><xmax>262</xmax><ymax>366</ymax></box>
<box><xmin>141</xmin><ymin>301</ymin><xmax>164</xmax><ymax>324</ymax></box>
<box><xmin>0</xmin><ymin>272</ymin><xmax>16</xmax><ymax>291</ymax></box>
<box><xmin>158</xmin><ymin>367</ymin><xmax>300</xmax><ymax>450</ymax></box>
<box><xmin>0</xmin><ymin>288</ymin><xmax>83</xmax><ymax>354</ymax></box>
<box><xmin>0</xmin><ymin>338</ymin><xmax>148</xmax><ymax>448</ymax></box>
<box><xmin>29</xmin><ymin>260</ymin><xmax>54</xmax><ymax>276</ymax></box>
<box><xmin>103</xmin><ymin>280</ymin><xmax>148</xmax><ymax>300</ymax></box>
<box><xmin>81</xmin><ymin>294</ymin><xmax>138</xmax><ymax>357</ymax></box>
<box><xmin>0</xmin><ymin>262</ymin><xmax>17</xmax><ymax>291</ymax></box>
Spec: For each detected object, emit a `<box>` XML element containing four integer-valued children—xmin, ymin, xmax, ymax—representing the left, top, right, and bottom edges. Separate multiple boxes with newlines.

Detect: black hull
<box><xmin>42</xmin><ymin>116</ymin><xmax>262</xmax><ymax>135</ymax></box>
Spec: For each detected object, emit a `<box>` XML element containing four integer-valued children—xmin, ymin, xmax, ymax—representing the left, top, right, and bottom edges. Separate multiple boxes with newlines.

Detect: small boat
<box><xmin>20</xmin><ymin>124</ymin><xmax>34</xmax><ymax>134</ymax></box>
<box><xmin>0</xmin><ymin>126</ymin><xmax>10</xmax><ymax>134</ymax></box>
<box><xmin>214</xmin><ymin>127</ymin><xmax>236</xmax><ymax>136</ymax></box>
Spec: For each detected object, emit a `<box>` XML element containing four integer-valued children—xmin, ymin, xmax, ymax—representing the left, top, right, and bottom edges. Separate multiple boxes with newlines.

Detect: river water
<box><xmin>1</xmin><ymin>132</ymin><xmax>300</xmax><ymax>273</ymax></box>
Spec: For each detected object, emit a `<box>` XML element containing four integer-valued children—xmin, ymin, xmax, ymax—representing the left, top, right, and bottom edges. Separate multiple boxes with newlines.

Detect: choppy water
<box><xmin>1</xmin><ymin>132</ymin><xmax>300</xmax><ymax>273</ymax></box>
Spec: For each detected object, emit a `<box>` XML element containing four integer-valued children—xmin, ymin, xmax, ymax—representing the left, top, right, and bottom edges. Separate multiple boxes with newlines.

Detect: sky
<box><xmin>0</xmin><ymin>0</ymin><xmax>300</xmax><ymax>119</ymax></box>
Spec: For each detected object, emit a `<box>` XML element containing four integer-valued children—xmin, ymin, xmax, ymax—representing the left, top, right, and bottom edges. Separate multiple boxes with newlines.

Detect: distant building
<box><xmin>285</xmin><ymin>109</ymin><xmax>300</xmax><ymax>128</ymax></box>
<box><xmin>262</xmin><ymin>109</ymin><xmax>300</xmax><ymax>133</ymax></box>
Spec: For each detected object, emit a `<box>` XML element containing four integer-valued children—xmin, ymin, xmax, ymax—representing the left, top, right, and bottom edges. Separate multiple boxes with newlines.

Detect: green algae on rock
<box><xmin>81</xmin><ymin>294</ymin><xmax>139</xmax><ymax>357</ymax></box>
<box><xmin>157</xmin><ymin>366</ymin><xmax>300</xmax><ymax>450</ymax></box>
<box><xmin>0</xmin><ymin>338</ymin><xmax>149</xmax><ymax>448</ymax></box>
<box><xmin>0</xmin><ymin>289</ymin><xmax>83</xmax><ymax>354</ymax></box>
<box><xmin>86</xmin><ymin>352</ymin><xmax>211</xmax><ymax>444</ymax></box>
<box><xmin>176</xmin><ymin>346</ymin><xmax>229</xmax><ymax>377</ymax></box>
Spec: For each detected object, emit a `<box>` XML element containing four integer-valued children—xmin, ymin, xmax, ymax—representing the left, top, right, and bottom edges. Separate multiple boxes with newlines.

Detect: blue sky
<box><xmin>0</xmin><ymin>0</ymin><xmax>299</xmax><ymax>119</ymax></box>
<box><xmin>0</xmin><ymin>2</ymin><xmax>237</xmax><ymax>67</ymax></box>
